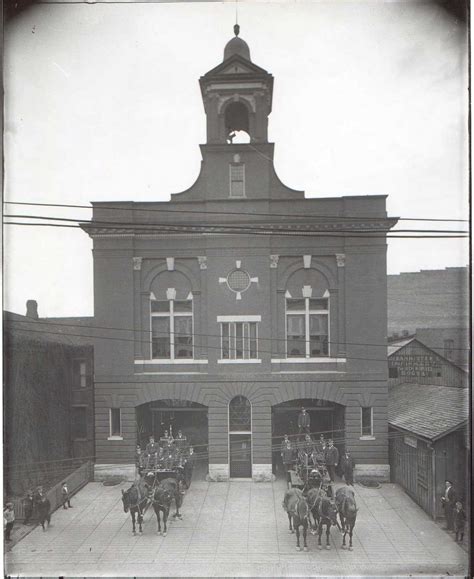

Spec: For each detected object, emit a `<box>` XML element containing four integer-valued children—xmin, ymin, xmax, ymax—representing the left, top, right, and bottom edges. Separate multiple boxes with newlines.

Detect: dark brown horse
<box><xmin>310</xmin><ymin>491</ymin><xmax>339</xmax><ymax>550</ymax></box>
<box><xmin>121</xmin><ymin>480</ymin><xmax>149</xmax><ymax>535</ymax></box>
<box><xmin>335</xmin><ymin>486</ymin><xmax>358</xmax><ymax>550</ymax></box>
<box><xmin>282</xmin><ymin>488</ymin><xmax>310</xmax><ymax>551</ymax></box>
<box><xmin>152</xmin><ymin>477</ymin><xmax>184</xmax><ymax>536</ymax></box>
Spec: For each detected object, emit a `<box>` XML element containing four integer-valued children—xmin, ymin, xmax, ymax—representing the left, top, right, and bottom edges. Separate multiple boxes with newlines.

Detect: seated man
<box><xmin>175</xmin><ymin>429</ymin><xmax>187</xmax><ymax>451</ymax></box>
<box><xmin>145</xmin><ymin>435</ymin><xmax>160</xmax><ymax>456</ymax></box>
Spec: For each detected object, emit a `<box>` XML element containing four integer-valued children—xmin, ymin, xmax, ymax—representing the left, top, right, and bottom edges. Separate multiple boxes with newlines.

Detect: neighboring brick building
<box><xmin>388</xmin><ymin>338</ymin><xmax>468</xmax><ymax>388</ymax></box>
<box><xmin>82</xmin><ymin>27</ymin><xmax>397</xmax><ymax>482</ymax></box>
<box><xmin>387</xmin><ymin>267</ymin><xmax>469</xmax><ymax>371</ymax></box>
<box><xmin>3</xmin><ymin>301</ymin><xmax>95</xmax><ymax>494</ymax></box>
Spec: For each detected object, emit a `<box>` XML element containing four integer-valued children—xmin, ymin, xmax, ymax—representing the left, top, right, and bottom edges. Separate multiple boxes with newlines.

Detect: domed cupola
<box><xmin>224</xmin><ymin>24</ymin><xmax>251</xmax><ymax>62</ymax></box>
<box><xmin>199</xmin><ymin>25</ymin><xmax>273</xmax><ymax>144</ymax></box>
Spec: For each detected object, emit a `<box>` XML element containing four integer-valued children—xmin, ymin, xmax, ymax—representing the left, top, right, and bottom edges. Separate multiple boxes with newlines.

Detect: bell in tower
<box><xmin>199</xmin><ymin>25</ymin><xmax>274</xmax><ymax>144</ymax></box>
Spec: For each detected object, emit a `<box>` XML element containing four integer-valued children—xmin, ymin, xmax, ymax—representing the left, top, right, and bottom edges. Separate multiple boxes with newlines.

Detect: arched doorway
<box><xmin>136</xmin><ymin>399</ymin><xmax>208</xmax><ymax>478</ymax></box>
<box><xmin>271</xmin><ymin>398</ymin><xmax>345</xmax><ymax>477</ymax></box>
<box><xmin>229</xmin><ymin>395</ymin><xmax>252</xmax><ymax>478</ymax></box>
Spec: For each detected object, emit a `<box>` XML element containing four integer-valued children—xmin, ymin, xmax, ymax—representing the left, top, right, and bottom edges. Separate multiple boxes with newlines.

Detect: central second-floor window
<box><xmin>286</xmin><ymin>297</ymin><xmax>329</xmax><ymax>357</ymax></box>
<box><xmin>229</xmin><ymin>163</ymin><xmax>245</xmax><ymax>198</ymax></box>
<box><xmin>221</xmin><ymin>321</ymin><xmax>258</xmax><ymax>360</ymax></box>
<box><xmin>151</xmin><ymin>299</ymin><xmax>193</xmax><ymax>359</ymax></box>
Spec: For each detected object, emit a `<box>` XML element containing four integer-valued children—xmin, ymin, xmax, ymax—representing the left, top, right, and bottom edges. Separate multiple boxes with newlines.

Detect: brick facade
<box><xmin>83</xmin><ymin>28</ymin><xmax>397</xmax><ymax>481</ymax></box>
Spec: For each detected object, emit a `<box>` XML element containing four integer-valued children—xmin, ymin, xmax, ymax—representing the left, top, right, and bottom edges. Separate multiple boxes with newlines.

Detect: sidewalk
<box><xmin>4</xmin><ymin>477</ymin><xmax>469</xmax><ymax>577</ymax></box>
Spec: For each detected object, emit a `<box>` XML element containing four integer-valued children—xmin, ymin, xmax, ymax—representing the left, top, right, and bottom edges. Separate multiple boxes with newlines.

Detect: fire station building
<box><xmin>83</xmin><ymin>27</ymin><xmax>398</xmax><ymax>482</ymax></box>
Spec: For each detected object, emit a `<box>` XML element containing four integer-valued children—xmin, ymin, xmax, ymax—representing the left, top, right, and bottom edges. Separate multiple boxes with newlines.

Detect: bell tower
<box><xmin>199</xmin><ymin>25</ymin><xmax>273</xmax><ymax>144</ymax></box>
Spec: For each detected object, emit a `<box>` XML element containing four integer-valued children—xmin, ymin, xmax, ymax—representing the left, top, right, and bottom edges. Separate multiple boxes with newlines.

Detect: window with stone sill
<box><xmin>286</xmin><ymin>297</ymin><xmax>329</xmax><ymax>358</ymax></box>
<box><xmin>221</xmin><ymin>321</ymin><xmax>258</xmax><ymax>360</ymax></box>
<box><xmin>109</xmin><ymin>408</ymin><xmax>122</xmax><ymax>438</ymax></box>
<box><xmin>229</xmin><ymin>163</ymin><xmax>245</xmax><ymax>198</ymax></box>
<box><xmin>151</xmin><ymin>299</ymin><xmax>193</xmax><ymax>360</ymax></box>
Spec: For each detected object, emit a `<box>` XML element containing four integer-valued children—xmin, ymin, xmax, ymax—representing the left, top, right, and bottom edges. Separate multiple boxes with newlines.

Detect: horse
<box><xmin>306</xmin><ymin>487</ymin><xmax>325</xmax><ymax>535</ymax></box>
<box><xmin>282</xmin><ymin>488</ymin><xmax>310</xmax><ymax>551</ymax></box>
<box><xmin>121</xmin><ymin>479</ymin><xmax>149</xmax><ymax>535</ymax></box>
<box><xmin>151</xmin><ymin>477</ymin><xmax>184</xmax><ymax>536</ymax></box>
<box><xmin>335</xmin><ymin>486</ymin><xmax>358</xmax><ymax>550</ymax></box>
<box><xmin>312</xmin><ymin>492</ymin><xmax>339</xmax><ymax>550</ymax></box>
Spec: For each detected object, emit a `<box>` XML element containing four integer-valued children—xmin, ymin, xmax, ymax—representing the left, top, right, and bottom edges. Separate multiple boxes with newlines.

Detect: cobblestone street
<box><xmin>5</xmin><ymin>477</ymin><xmax>468</xmax><ymax>577</ymax></box>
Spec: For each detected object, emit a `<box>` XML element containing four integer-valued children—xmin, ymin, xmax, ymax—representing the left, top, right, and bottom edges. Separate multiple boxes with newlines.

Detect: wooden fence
<box><xmin>11</xmin><ymin>460</ymin><xmax>93</xmax><ymax>521</ymax></box>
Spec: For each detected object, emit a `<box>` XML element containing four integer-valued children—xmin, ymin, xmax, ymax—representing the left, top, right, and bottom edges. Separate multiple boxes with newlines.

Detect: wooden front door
<box><xmin>229</xmin><ymin>433</ymin><xmax>252</xmax><ymax>478</ymax></box>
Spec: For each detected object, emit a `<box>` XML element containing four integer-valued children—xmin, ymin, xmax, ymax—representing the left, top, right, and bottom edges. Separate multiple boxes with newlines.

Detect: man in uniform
<box><xmin>341</xmin><ymin>450</ymin><xmax>355</xmax><ymax>486</ymax></box>
<box><xmin>183</xmin><ymin>446</ymin><xmax>195</xmax><ymax>488</ymax></box>
<box><xmin>145</xmin><ymin>435</ymin><xmax>160</xmax><ymax>469</ymax></box>
<box><xmin>281</xmin><ymin>437</ymin><xmax>295</xmax><ymax>487</ymax></box>
<box><xmin>324</xmin><ymin>439</ymin><xmax>339</xmax><ymax>483</ymax></box>
<box><xmin>175</xmin><ymin>429</ymin><xmax>187</xmax><ymax>452</ymax></box>
<box><xmin>297</xmin><ymin>407</ymin><xmax>311</xmax><ymax>438</ymax></box>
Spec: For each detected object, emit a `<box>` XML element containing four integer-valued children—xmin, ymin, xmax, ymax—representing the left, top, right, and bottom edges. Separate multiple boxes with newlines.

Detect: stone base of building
<box><xmin>355</xmin><ymin>464</ymin><xmax>390</xmax><ymax>482</ymax></box>
<box><xmin>252</xmin><ymin>464</ymin><xmax>274</xmax><ymax>482</ymax></box>
<box><xmin>206</xmin><ymin>464</ymin><xmax>275</xmax><ymax>482</ymax></box>
<box><xmin>94</xmin><ymin>463</ymin><xmax>136</xmax><ymax>482</ymax></box>
<box><xmin>207</xmin><ymin>464</ymin><xmax>230</xmax><ymax>481</ymax></box>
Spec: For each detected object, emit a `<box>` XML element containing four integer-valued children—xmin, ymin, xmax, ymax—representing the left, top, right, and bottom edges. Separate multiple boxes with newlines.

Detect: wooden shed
<box><xmin>389</xmin><ymin>382</ymin><xmax>469</xmax><ymax>520</ymax></box>
<box><xmin>388</xmin><ymin>337</ymin><xmax>468</xmax><ymax>388</ymax></box>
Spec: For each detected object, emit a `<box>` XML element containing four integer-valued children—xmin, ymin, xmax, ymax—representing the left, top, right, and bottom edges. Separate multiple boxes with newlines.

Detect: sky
<box><xmin>4</xmin><ymin>0</ymin><xmax>469</xmax><ymax>317</ymax></box>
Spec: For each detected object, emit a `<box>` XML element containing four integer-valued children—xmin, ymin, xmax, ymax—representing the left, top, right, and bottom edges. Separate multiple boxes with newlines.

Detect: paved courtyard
<box><xmin>5</xmin><ymin>476</ymin><xmax>468</xmax><ymax>577</ymax></box>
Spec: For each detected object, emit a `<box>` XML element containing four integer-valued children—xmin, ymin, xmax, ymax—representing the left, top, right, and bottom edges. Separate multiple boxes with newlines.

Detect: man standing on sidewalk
<box><xmin>441</xmin><ymin>480</ymin><xmax>456</xmax><ymax>532</ymax></box>
<box><xmin>61</xmin><ymin>482</ymin><xmax>72</xmax><ymax>509</ymax></box>
<box><xmin>4</xmin><ymin>503</ymin><xmax>15</xmax><ymax>542</ymax></box>
<box><xmin>23</xmin><ymin>490</ymin><xmax>34</xmax><ymax>525</ymax></box>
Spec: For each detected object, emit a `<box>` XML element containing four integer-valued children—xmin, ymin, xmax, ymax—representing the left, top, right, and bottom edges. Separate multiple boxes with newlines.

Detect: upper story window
<box><xmin>361</xmin><ymin>407</ymin><xmax>373</xmax><ymax>437</ymax></box>
<box><xmin>286</xmin><ymin>297</ymin><xmax>329</xmax><ymax>358</ymax></box>
<box><xmin>221</xmin><ymin>321</ymin><xmax>258</xmax><ymax>360</ymax></box>
<box><xmin>151</xmin><ymin>298</ymin><xmax>193</xmax><ymax>360</ymax></box>
<box><xmin>229</xmin><ymin>163</ymin><xmax>245</xmax><ymax>198</ymax></box>
<box><xmin>72</xmin><ymin>359</ymin><xmax>89</xmax><ymax>388</ymax></box>
<box><xmin>444</xmin><ymin>339</ymin><xmax>454</xmax><ymax>360</ymax></box>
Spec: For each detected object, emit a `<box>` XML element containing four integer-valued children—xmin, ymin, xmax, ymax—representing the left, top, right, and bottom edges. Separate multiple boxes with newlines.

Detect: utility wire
<box><xmin>4</xmin><ymin>213</ymin><xmax>469</xmax><ymax>234</ymax></box>
<box><xmin>5</xmin><ymin>317</ymin><xmax>471</xmax><ymax>353</ymax></box>
<box><xmin>7</xmin><ymin>323</ymin><xmax>471</xmax><ymax>365</ymax></box>
<box><xmin>3</xmin><ymin>200</ymin><xmax>468</xmax><ymax>223</ymax></box>
<box><xmin>3</xmin><ymin>221</ymin><xmax>468</xmax><ymax>239</ymax></box>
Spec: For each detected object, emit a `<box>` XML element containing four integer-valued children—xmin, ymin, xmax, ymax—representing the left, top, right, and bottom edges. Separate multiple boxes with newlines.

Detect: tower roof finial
<box><xmin>234</xmin><ymin>23</ymin><xmax>240</xmax><ymax>37</ymax></box>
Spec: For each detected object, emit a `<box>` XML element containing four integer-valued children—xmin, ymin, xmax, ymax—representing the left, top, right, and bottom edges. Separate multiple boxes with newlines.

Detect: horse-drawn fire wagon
<box><xmin>288</xmin><ymin>445</ymin><xmax>331</xmax><ymax>494</ymax></box>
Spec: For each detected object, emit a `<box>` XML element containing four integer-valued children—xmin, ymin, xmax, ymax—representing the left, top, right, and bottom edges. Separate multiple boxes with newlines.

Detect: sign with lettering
<box><xmin>390</xmin><ymin>353</ymin><xmax>442</xmax><ymax>378</ymax></box>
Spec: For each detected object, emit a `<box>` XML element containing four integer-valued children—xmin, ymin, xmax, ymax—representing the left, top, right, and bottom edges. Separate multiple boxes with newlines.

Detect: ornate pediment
<box><xmin>202</xmin><ymin>54</ymin><xmax>270</xmax><ymax>79</ymax></box>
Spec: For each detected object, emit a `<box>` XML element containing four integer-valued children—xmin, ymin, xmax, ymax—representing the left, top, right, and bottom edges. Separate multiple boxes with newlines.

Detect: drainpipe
<box><xmin>428</xmin><ymin>442</ymin><xmax>436</xmax><ymax>521</ymax></box>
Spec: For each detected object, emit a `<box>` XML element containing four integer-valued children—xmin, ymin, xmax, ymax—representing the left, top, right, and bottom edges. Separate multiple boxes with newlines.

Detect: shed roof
<box><xmin>389</xmin><ymin>382</ymin><xmax>468</xmax><ymax>441</ymax></box>
<box><xmin>387</xmin><ymin>337</ymin><xmax>414</xmax><ymax>356</ymax></box>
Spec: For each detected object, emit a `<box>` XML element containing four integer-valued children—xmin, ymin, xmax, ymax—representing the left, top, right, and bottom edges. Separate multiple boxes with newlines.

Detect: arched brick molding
<box><xmin>143</xmin><ymin>261</ymin><xmax>199</xmax><ymax>294</ymax></box>
<box><xmin>278</xmin><ymin>259</ymin><xmax>336</xmax><ymax>291</ymax></box>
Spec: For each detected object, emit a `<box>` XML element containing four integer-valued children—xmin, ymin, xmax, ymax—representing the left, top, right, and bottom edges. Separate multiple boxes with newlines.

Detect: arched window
<box><xmin>229</xmin><ymin>395</ymin><xmax>251</xmax><ymax>432</ymax></box>
<box><xmin>229</xmin><ymin>396</ymin><xmax>252</xmax><ymax>478</ymax></box>
<box><xmin>225</xmin><ymin>101</ymin><xmax>250</xmax><ymax>136</ymax></box>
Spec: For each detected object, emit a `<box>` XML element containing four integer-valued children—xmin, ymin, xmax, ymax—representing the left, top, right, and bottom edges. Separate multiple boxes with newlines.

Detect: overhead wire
<box><xmin>3</xmin><ymin>200</ymin><xmax>469</xmax><ymax>223</ymax></box>
<box><xmin>5</xmin><ymin>317</ymin><xmax>471</xmax><ymax>353</ymax></box>
<box><xmin>7</xmin><ymin>324</ymin><xmax>469</xmax><ymax>366</ymax></box>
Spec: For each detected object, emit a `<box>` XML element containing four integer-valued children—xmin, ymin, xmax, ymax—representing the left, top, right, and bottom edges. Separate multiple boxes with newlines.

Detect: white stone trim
<box><xmin>275</xmin><ymin>370</ymin><xmax>346</xmax><ymax>374</ymax></box>
<box><xmin>135</xmin><ymin>359</ymin><xmax>208</xmax><ymax>365</ymax></box>
<box><xmin>218</xmin><ymin>359</ymin><xmax>262</xmax><ymax>364</ymax></box>
<box><xmin>217</xmin><ymin>315</ymin><xmax>261</xmax><ymax>322</ymax></box>
<box><xmin>303</xmin><ymin>254</ymin><xmax>312</xmax><ymax>269</ymax></box>
<box><xmin>208</xmin><ymin>464</ymin><xmax>230</xmax><ymax>482</ymax></box>
<box><xmin>166</xmin><ymin>257</ymin><xmax>175</xmax><ymax>271</ymax></box>
<box><xmin>252</xmin><ymin>464</ymin><xmax>274</xmax><ymax>482</ymax></box>
<box><xmin>271</xmin><ymin>357</ymin><xmax>346</xmax><ymax>363</ymax></box>
<box><xmin>107</xmin><ymin>436</ymin><xmax>123</xmax><ymax>441</ymax></box>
